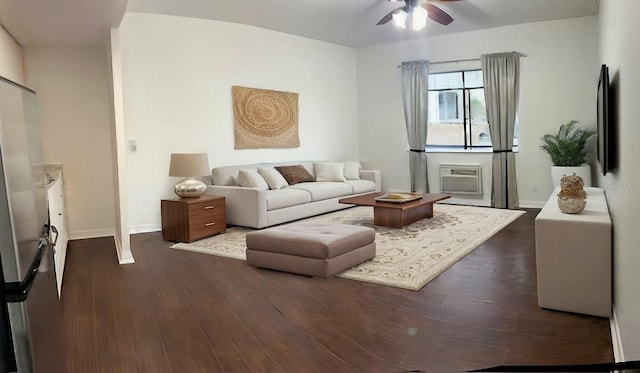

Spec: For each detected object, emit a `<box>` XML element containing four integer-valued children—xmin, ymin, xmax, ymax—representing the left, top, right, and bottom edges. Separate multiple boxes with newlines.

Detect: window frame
<box><xmin>427</xmin><ymin>69</ymin><xmax>491</xmax><ymax>150</ymax></box>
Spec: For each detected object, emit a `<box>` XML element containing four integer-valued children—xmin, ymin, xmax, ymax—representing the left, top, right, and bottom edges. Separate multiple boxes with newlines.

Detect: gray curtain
<box><xmin>400</xmin><ymin>60</ymin><xmax>429</xmax><ymax>193</ymax></box>
<box><xmin>481</xmin><ymin>52</ymin><xmax>522</xmax><ymax>209</ymax></box>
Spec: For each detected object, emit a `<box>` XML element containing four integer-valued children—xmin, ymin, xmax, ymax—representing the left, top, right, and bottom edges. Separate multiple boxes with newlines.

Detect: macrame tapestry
<box><xmin>232</xmin><ymin>86</ymin><xmax>299</xmax><ymax>149</ymax></box>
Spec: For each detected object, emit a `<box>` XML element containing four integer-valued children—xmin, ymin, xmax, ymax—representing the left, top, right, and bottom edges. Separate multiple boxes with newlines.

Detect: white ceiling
<box><xmin>0</xmin><ymin>0</ymin><xmax>598</xmax><ymax>48</ymax></box>
<box><xmin>0</xmin><ymin>0</ymin><xmax>129</xmax><ymax>45</ymax></box>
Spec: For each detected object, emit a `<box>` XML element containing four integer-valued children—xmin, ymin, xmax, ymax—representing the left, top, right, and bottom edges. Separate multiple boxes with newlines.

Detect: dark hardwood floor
<box><xmin>60</xmin><ymin>208</ymin><xmax>614</xmax><ymax>372</ymax></box>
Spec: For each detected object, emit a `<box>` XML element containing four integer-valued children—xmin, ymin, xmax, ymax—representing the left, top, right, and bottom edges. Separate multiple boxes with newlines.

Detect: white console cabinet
<box><xmin>535</xmin><ymin>187</ymin><xmax>612</xmax><ymax>317</ymax></box>
<box><xmin>46</xmin><ymin>165</ymin><xmax>68</xmax><ymax>297</ymax></box>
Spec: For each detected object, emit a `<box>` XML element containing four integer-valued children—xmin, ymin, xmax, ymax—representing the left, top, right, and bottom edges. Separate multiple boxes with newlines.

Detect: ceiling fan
<box><xmin>377</xmin><ymin>0</ymin><xmax>460</xmax><ymax>30</ymax></box>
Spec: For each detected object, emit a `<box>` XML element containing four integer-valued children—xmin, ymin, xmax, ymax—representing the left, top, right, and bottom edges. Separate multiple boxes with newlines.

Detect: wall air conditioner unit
<box><xmin>439</xmin><ymin>164</ymin><xmax>482</xmax><ymax>195</ymax></box>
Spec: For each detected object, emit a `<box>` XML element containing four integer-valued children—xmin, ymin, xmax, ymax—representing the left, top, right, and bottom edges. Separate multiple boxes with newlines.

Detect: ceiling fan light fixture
<box><xmin>412</xmin><ymin>6</ymin><xmax>428</xmax><ymax>31</ymax></box>
<box><xmin>392</xmin><ymin>10</ymin><xmax>408</xmax><ymax>28</ymax></box>
<box><xmin>377</xmin><ymin>0</ymin><xmax>453</xmax><ymax>29</ymax></box>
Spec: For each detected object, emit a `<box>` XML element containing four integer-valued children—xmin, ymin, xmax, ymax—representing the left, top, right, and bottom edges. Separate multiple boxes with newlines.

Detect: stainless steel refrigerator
<box><xmin>0</xmin><ymin>77</ymin><xmax>66</xmax><ymax>372</ymax></box>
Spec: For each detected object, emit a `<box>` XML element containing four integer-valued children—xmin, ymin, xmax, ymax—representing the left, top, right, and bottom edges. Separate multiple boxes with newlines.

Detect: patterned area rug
<box><xmin>171</xmin><ymin>205</ymin><xmax>525</xmax><ymax>291</ymax></box>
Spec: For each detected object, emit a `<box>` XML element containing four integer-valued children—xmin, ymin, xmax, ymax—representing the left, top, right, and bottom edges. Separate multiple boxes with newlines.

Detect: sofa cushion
<box><xmin>275</xmin><ymin>165</ymin><xmax>315</xmax><ymax>185</ymax></box>
<box><xmin>258</xmin><ymin>167</ymin><xmax>289</xmax><ymax>190</ymax></box>
<box><xmin>212</xmin><ymin>167</ymin><xmax>241</xmax><ymax>186</ymax></box>
<box><xmin>237</xmin><ymin>169</ymin><xmax>269</xmax><ymax>190</ymax></box>
<box><xmin>265</xmin><ymin>189</ymin><xmax>312</xmax><ymax>211</ymax></box>
<box><xmin>343</xmin><ymin>161</ymin><xmax>362</xmax><ymax>180</ymax></box>
<box><xmin>314</xmin><ymin>162</ymin><xmax>346</xmax><ymax>182</ymax></box>
<box><xmin>345</xmin><ymin>179</ymin><xmax>376</xmax><ymax>194</ymax></box>
<box><xmin>287</xmin><ymin>182</ymin><xmax>353</xmax><ymax>201</ymax></box>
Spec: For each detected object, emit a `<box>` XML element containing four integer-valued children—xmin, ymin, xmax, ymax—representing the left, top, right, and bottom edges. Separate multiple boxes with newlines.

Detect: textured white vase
<box><xmin>557</xmin><ymin>196</ymin><xmax>587</xmax><ymax>214</ymax></box>
<box><xmin>551</xmin><ymin>165</ymin><xmax>591</xmax><ymax>188</ymax></box>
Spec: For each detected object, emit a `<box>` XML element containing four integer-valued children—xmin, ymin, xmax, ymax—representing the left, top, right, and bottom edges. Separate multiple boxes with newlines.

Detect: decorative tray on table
<box><xmin>374</xmin><ymin>193</ymin><xmax>422</xmax><ymax>203</ymax></box>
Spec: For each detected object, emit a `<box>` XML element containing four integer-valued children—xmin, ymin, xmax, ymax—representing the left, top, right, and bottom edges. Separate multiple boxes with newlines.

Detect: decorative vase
<box><xmin>557</xmin><ymin>173</ymin><xmax>587</xmax><ymax>214</ymax></box>
<box><xmin>551</xmin><ymin>164</ymin><xmax>591</xmax><ymax>188</ymax></box>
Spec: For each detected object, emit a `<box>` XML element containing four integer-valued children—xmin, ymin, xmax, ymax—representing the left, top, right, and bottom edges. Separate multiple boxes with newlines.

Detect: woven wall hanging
<box><xmin>232</xmin><ymin>86</ymin><xmax>299</xmax><ymax>149</ymax></box>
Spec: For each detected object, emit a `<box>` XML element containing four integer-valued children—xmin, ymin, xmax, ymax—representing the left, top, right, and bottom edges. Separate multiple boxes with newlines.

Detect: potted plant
<box><xmin>540</xmin><ymin>120</ymin><xmax>596</xmax><ymax>187</ymax></box>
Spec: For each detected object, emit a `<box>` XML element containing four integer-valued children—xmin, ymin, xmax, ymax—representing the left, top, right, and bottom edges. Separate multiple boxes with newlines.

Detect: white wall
<box><xmin>119</xmin><ymin>13</ymin><xmax>359</xmax><ymax>231</ymax></box>
<box><xmin>357</xmin><ymin>16</ymin><xmax>598</xmax><ymax>206</ymax></box>
<box><xmin>23</xmin><ymin>46</ymin><xmax>117</xmax><ymax>238</ymax></box>
<box><xmin>107</xmin><ymin>28</ymin><xmax>134</xmax><ymax>264</ymax></box>
<box><xmin>597</xmin><ymin>0</ymin><xmax>640</xmax><ymax>360</ymax></box>
<box><xmin>0</xmin><ymin>26</ymin><xmax>25</xmax><ymax>85</ymax></box>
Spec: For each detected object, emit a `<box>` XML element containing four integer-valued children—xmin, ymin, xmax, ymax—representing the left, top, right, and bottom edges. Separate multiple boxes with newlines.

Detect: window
<box><xmin>427</xmin><ymin>70</ymin><xmax>490</xmax><ymax>149</ymax></box>
<box><xmin>427</xmin><ymin>69</ymin><xmax>519</xmax><ymax>149</ymax></box>
<box><xmin>438</xmin><ymin>91</ymin><xmax>459</xmax><ymax>121</ymax></box>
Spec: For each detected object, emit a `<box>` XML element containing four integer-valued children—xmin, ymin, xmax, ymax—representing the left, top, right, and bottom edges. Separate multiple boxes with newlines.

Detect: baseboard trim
<box><xmin>113</xmin><ymin>234</ymin><xmax>135</xmax><ymax>265</ymax></box>
<box><xmin>438</xmin><ymin>199</ymin><xmax>491</xmax><ymax>207</ymax></box>
<box><xmin>518</xmin><ymin>200</ymin><xmax>546</xmax><ymax>208</ymax></box>
<box><xmin>610</xmin><ymin>305</ymin><xmax>625</xmax><ymax>362</ymax></box>
<box><xmin>129</xmin><ymin>224</ymin><xmax>161</xmax><ymax>234</ymax></box>
<box><xmin>439</xmin><ymin>199</ymin><xmax>546</xmax><ymax>209</ymax></box>
<box><xmin>69</xmin><ymin>228</ymin><xmax>116</xmax><ymax>240</ymax></box>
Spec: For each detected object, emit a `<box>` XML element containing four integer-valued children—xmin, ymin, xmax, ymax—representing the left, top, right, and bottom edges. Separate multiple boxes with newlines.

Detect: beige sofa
<box><xmin>206</xmin><ymin>161</ymin><xmax>381</xmax><ymax>228</ymax></box>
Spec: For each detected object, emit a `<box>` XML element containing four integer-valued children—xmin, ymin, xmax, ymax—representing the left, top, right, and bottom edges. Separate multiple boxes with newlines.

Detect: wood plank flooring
<box><xmin>60</xmin><ymin>208</ymin><xmax>614</xmax><ymax>372</ymax></box>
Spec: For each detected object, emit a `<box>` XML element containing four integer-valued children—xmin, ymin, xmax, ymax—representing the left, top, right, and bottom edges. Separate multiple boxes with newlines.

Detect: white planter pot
<box><xmin>551</xmin><ymin>165</ymin><xmax>592</xmax><ymax>188</ymax></box>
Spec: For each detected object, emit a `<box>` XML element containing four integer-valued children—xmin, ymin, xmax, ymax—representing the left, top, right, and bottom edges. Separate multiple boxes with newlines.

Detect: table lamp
<box><xmin>169</xmin><ymin>153</ymin><xmax>210</xmax><ymax>198</ymax></box>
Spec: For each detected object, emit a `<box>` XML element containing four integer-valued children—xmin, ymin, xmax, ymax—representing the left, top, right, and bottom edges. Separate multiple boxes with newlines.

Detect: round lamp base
<box><xmin>174</xmin><ymin>178</ymin><xmax>206</xmax><ymax>198</ymax></box>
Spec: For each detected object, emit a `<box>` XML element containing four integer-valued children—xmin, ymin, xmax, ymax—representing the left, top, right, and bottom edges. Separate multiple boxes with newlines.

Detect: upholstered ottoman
<box><xmin>245</xmin><ymin>222</ymin><xmax>376</xmax><ymax>277</ymax></box>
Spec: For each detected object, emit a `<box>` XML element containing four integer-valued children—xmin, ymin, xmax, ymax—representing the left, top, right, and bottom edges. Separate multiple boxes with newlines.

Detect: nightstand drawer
<box><xmin>189</xmin><ymin>199</ymin><xmax>225</xmax><ymax>219</ymax></box>
<box><xmin>189</xmin><ymin>215</ymin><xmax>226</xmax><ymax>240</ymax></box>
<box><xmin>161</xmin><ymin>195</ymin><xmax>226</xmax><ymax>242</ymax></box>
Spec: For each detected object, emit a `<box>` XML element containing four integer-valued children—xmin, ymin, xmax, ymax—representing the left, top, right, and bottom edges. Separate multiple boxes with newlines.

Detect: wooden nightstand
<box><xmin>161</xmin><ymin>195</ymin><xmax>226</xmax><ymax>242</ymax></box>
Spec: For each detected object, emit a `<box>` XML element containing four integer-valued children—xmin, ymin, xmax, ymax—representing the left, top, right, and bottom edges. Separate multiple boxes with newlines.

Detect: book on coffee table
<box><xmin>374</xmin><ymin>193</ymin><xmax>422</xmax><ymax>203</ymax></box>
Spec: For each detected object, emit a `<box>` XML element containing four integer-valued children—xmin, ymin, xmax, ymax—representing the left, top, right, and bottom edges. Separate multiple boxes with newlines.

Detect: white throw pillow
<box><xmin>237</xmin><ymin>169</ymin><xmax>269</xmax><ymax>190</ymax></box>
<box><xmin>314</xmin><ymin>162</ymin><xmax>346</xmax><ymax>182</ymax></box>
<box><xmin>258</xmin><ymin>167</ymin><xmax>289</xmax><ymax>190</ymax></box>
<box><xmin>343</xmin><ymin>161</ymin><xmax>361</xmax><ymax>180</ymax></box>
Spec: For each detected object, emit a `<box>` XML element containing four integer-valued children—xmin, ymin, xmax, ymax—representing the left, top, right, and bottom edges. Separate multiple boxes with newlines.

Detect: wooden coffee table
<box><xmin>339</xmin><ymin>192</ymin><xmax>451</xmax><ymax>228</ymax></box>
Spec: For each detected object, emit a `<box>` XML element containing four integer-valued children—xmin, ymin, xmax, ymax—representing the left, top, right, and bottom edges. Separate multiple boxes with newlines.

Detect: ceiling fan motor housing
<box><xmin>379</xmin><ymin>0</ymin><xmax>456</xmax><ymax>27</ymax></box>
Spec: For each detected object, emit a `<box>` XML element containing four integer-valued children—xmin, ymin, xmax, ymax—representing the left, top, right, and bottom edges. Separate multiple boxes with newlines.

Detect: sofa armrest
<box><xmin>360</xmin><ymin>170</ymin><xmax>381</xmax><ymax>192</ymax></box>
<box><xmin>205</xmin><ymin>185</ymin><xmax>268</xmax><ymax>228</ymax></box>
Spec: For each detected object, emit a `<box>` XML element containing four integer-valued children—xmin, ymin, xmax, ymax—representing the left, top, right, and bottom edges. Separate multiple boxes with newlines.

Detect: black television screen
<box><xmin>597</xmin><ymin>64</ymin><xmax>616</xmax><ymax>175</ymax></box>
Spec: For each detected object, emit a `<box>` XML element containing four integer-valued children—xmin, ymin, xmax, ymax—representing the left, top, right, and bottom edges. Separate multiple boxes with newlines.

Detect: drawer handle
<box><xmin>205</xmin><ymin>222</ymin><xmax>216</xmax><ymax>227</ymax></box>
<box><xmin>204</xmin><ymin>205</ymin><xmax>215</xmax><ymax>209</ymax></box>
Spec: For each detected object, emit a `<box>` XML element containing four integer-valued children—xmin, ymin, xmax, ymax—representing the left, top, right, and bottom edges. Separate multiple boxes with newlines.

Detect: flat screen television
<box><xmin>597</xmin><ymin>64</ymin><xmax>616</xmax><ymax>175</ymax></box>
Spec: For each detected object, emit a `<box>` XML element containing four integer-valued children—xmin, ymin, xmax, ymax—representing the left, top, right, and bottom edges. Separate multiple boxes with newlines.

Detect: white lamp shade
<box><xmin>169</xmin><ymin>153</ymin><xmax>210</xmax><ymax>177</ymax></box>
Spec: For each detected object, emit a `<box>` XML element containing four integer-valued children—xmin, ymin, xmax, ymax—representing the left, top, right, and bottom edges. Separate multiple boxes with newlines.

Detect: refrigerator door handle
<box><xmin>50</xmin><ymin>224</ymin><xmax>59</xmax><ymax>247</ymax></box>
<box><xmin>3</xmin><ymin>238</ymin><xmax>50</xmax><ymax>303</ymax></box>
<box><xmin>50</xmin><ymin>225</ymin><xmax>60</xmax><ymax>256</ymax></box>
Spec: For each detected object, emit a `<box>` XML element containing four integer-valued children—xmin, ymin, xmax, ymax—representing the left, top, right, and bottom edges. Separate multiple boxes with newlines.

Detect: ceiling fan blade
<box><xmin>377</xmin><ymin>5</ymin><xmax>406</xmax><ymax>25</ymax></box>
<box><xmin>423</xmin><ymin>3</ymin><xmax>454</xmax><ymax>26</ymax></box>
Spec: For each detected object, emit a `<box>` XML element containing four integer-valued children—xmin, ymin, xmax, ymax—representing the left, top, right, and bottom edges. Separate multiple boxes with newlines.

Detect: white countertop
<box><xmin>536</xmin><ymin>187</ymin><xmax>612</xmax><ymax>224</ymax></box>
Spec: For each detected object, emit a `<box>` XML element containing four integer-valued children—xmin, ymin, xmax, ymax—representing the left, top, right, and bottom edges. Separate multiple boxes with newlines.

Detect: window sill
<box><xmin>424</xmin><ymin>146</ymin><xmax>519</xmax><ymax>154</ymax></box>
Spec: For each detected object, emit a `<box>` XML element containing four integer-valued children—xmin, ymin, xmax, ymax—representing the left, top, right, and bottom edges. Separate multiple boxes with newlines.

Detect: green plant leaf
<box><xmin>540</xmin><ymin>120</ymin><xmax>596</xmax><ymax>166</ymax></box>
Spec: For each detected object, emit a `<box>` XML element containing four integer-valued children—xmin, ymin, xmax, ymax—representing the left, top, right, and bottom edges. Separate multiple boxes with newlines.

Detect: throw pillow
<box><xmin>343</xmin><ymin>161</ymin><xmax>361</xmax><ymax>180</ymax></box>
<box><xmin>275</xmin><ymin>165</ymin><xmax>315</xmax><ymax>185</ymax></box>
<box><xmin>314</xmin><ymin>162</ymin><xmax>346</xmax><ymax>182</ymax></box>
<box><xmin>257</xmin><ymin>167</ymin><xmax>289</xmax><ymax>190</ymax></box>
<box><xmin>237</xmin><ymin>169</ymin><xmax>269</xmax><ymax>190</ymax></box>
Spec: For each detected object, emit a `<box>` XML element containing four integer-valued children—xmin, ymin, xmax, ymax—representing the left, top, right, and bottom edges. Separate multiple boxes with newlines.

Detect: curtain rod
<box><xmin>397</xmin><ymin>54</ymin><xmax>527</xmax><ymax>68</ymax></box>
<box><xmin>431</xmin><ymin>57</ymin><xmax>480</xmax><ymax>65</ymax></box>
<box><xmin>396</xmin><ymin>58</ymin><xmax>477</xmax><ymax>68</ymax></box>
